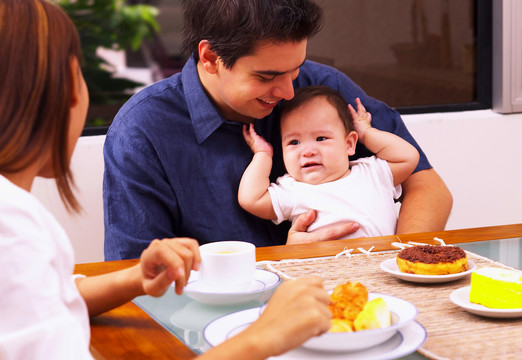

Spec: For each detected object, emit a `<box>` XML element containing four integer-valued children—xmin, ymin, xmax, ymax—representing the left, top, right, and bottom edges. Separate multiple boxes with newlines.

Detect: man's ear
<box><xmin>198</xmin><ymin>40</ymin><xmax>219</xmax><ymax>74</ymax></box>
<box><xmin>346</xmin><ymin>130</ymin><xmax>358</xmax><ymax>156</ymax></box>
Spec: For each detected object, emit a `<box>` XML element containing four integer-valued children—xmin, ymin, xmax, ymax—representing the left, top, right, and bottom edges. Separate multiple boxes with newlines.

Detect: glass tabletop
<box><xmin>133</xmin><ymin>237</ymin><xmax>521</xmax><ymax>358</ymax></box>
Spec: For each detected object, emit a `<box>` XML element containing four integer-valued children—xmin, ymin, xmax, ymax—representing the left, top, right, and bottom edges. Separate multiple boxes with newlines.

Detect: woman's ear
<box><xmin>69</xmin><ymin>56</ymin><xmax>81</xmax><ymax>107</ymax></box>
<box><xmin>346</xmin><ymin>130</ymin><xmax>358</xmax><ymax>156</ymax></box>
<box><xmin>198</xmin><ymin>40</ymin><xmax>219</xmax><ymax>74</ymax></box>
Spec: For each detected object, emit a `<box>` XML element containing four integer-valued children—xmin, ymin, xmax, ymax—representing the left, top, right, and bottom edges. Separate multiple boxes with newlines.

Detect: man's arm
<box><xmin>238</xmin><ymin>124</ymin><xmax>277</xmax><ymax>220</ymax></box>
<box><xmin>397</xmin><ymin>168</ymin><xmax>453</xmax><ymax>234</ymax></box>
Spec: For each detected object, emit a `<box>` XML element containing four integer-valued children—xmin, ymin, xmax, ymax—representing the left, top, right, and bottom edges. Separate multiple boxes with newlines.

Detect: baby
<box><xmin>238</xmin><ymin>86</ymin><xmax>419</xmax><ymax>238</ymax></box>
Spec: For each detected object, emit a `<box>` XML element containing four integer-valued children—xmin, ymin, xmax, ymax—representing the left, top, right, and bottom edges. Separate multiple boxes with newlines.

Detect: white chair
<box><xmin>31</xmin><ymin>135</ymin><xmax>106</xmax><ymax>264</ymax></box>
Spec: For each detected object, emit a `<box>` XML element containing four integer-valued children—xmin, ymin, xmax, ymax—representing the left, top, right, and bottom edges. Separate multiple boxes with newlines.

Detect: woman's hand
<box><xmin>140</xmin><ymin>238</ymin><xmax>201</xmax><ymax>296</ymax></box>
<box><xmin>286</xmin><ymin>210</ymin><xmax>360</xmax><ymax>244</ymax></box>
<box><xmin>76</xmin><ymin>238</ymin><xmax>200</xmax><ymax>317</ymax></box>
<box><xmin>242</xmin><ymin>277</ymin><xmax>332</xmax><ymax>357</ymax></box>
<box><xmin>198</xmin><ymin>277</ymin><xmax>332</xmax><ymax>360</ymax></box>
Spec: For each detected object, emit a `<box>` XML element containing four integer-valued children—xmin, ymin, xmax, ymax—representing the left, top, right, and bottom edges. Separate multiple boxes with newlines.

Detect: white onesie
<box><xmin>268</xmin><ymin>156</ymin><xmax>401</xmax><ymax>238</ymax></box>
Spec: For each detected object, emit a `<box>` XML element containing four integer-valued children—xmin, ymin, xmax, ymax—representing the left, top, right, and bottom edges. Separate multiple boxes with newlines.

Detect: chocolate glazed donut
<box><xmin>396</xmin><ymin>245</ymin><xmax>468</xmax><ymax>275</ymax></box>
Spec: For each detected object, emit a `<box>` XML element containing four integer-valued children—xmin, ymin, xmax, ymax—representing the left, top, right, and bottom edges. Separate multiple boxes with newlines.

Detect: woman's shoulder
<box><xmin>0</xmin><ymin>175</ymin><xmax>37</xmax><ymax>211</ymax></box>
<box><xmin>0</xmin><ymin>175</ymin><xmax>61</xmax><ymax>235</ymax></box>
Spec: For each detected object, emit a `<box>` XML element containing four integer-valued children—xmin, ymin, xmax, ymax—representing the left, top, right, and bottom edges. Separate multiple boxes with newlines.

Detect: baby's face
<box><xmin>280</xmin><ymin>97</ymin><xmax>356</xmax><ymax>184</ymax></box>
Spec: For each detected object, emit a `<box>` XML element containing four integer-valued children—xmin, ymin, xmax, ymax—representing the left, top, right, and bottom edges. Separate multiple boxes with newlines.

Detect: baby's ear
<box><xmin>346</xmin><ymin>131</ymin><xmax>358</xmax><ymax>156</ymax></box>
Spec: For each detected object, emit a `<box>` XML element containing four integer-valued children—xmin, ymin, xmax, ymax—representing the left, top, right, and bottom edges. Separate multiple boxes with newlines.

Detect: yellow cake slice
<box><xmin>353</xmin><ymin>298</ymin><xmax>391</xmax><ymax>331</ymax></box>
<box><xmin>329</xmin><ymin>318</ymin><xmax>354</xmax><ymax>332</ymax></box>
<box><xmin>469</xmin><ymin>267</ymin><xmax>522</xmax><ymax>309</ymax></box>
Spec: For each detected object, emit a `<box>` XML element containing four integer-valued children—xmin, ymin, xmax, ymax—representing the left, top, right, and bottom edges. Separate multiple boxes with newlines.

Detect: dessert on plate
<box><xmin>328</xmin><ymin>282</ymin><xmax>391</xmax><ymax>332</ymax></box>
<box><xmin>469</xmin><ymin>267</ymin><xmax>522</xmax><ymax>309</ymax></box>
<box><xmin>396</xmin><ymin>245</ymin><xmax>468</xmax><ymax>275</ymax></box>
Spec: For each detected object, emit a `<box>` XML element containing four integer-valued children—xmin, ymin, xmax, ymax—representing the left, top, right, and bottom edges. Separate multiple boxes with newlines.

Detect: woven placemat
<box><xmin>265</xmin><ymin>250</ymin><xmax>521</xmax><ymax>360</ymax></box>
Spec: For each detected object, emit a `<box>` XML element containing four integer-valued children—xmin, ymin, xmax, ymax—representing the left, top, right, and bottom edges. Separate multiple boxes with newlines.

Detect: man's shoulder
<box><xmin>296</xmin><ymin>60</ymin><xmax>340</xmax><ymax>85</ymax></box>
<box><xmin>300</xmin><ymin>59</ymin><xmax>338</xmax><ymax>73</ymax></box>
<box><xmin>107</xmin><ymin>74</ymin><xmax>187</xmax><ymax>135</ymax></box>
<box><xmin>119</xmin><ymin>75</ymin><xmax>184</xmax><ymax>117</ymax></box>
<box><xmin>295</xmin><ymin>60</ymin><xmax>361</xmax><ymax>95</ymax></box>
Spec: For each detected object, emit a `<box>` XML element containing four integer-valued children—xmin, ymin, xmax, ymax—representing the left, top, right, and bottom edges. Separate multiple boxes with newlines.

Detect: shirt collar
<box><xmin>181</xmin><ymin>56</ymin><xmax>227</xmax><ymax>144</ymax></box>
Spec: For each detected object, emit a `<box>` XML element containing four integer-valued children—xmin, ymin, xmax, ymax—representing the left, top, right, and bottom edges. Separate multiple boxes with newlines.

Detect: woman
<box><xmin>0</xmin><ymin>1</ymin><xmax>331</xmax><ymax>359</ymax></box>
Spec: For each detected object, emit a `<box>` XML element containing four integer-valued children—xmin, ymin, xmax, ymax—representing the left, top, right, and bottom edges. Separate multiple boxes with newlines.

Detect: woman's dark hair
<box><xmin>280</xmin><ymin>86</ymin><xmax>356</xmax><ymax>133</ymax></box>
<box><xmin>0</xmin><ymin>0</ymin><xmax>82</xmax><ymax>211</ymax></box>
<box><xmin>181</xmin><ymin>0</ymin><xmax>324</xmax><ymax>68</ymax></box>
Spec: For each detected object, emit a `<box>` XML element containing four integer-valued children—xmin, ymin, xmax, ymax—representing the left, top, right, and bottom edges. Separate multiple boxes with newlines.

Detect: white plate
<box><xmin>380</xmin><ymin>258</ymin><xmax>476</xmax><ymax>283</ymax></box>
<box><xmin>302</xmin><ymin>293</ymin><xmax>417</xmax><ymax>352</ymax></box>
<box><xmin>203</xmin><ymin>307</ymin><xmax>426</xmax><ymax>360</ymax></box>
<box><xmin>183</xmin><ymin>269</ymin><xmax>281</xmax><ymax>306</ymax></box>
<box><xmin>450</xmin><ymin>286</ymin><xmax>522</xmax><ymax>318</ymax></box>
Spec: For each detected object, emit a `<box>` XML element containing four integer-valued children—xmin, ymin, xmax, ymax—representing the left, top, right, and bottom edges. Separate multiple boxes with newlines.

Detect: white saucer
<box><xmin>183</xmin><ymin>269</ymin><xmax>281</xmax><ymax>306</ymax></box>
<box><xmin>450</xmin><ymin>286</ymin><xmax>522</xmax><ymax>318</ymax></box>
<box><xmin>380</xmin><ymin>258</ymin><xmax>476</xmax><ymax>283</ymax></box>
<box><xmin>203</xmin><ymin>307</ymin><xmax>427</xmax><ymax>360</ymax></box>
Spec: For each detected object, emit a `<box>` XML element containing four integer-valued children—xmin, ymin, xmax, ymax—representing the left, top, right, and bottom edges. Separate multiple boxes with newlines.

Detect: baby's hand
<box><xmin>243</xmin><ymin>123</ymin><xmax>273</xmax><ymax>157</ymax></box>
<box><xmin>348</xmin><ymin>98</ymin><xmax>372</xmax><ymax>142</ymax></box>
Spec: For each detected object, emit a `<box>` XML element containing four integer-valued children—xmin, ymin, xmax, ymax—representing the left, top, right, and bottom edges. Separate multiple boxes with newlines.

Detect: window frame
<box><xmin>492</xmin><ymin>0</ymin><xmax>522</xmax><ymax>113</ymax></box>
<box><xmin>396</xmin><ymin>0</ymin><xmax>492</xmax><ymax>115</ymax></box>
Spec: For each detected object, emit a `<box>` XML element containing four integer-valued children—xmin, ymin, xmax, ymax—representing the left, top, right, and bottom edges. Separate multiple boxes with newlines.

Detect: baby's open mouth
<box><xmin>303</xmin><ymin>162</ymin><xmax>320</xmax><ymax>168</ymax></box>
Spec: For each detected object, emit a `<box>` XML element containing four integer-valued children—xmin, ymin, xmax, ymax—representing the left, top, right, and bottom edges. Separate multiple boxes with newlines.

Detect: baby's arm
<box><xmin>238</xmin><ymin>124</ymin><xmax>278</xmax><ymax>220</ymax></box>
<box><xmin>349</xmin><ymin>98</ymin><xmax>420</xmax><ymax>186</ymax></box>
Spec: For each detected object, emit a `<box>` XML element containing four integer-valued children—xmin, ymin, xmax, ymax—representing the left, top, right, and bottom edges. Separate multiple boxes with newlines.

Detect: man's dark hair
<box><xmin>280</xmin><ymin>86</ymin><xmax>356</xmax><ymax>133</ymax></box>
<box><xmin>181</xmin><ymin>0</ymin><xmax>324</xmax><ymax>68</ymax></box>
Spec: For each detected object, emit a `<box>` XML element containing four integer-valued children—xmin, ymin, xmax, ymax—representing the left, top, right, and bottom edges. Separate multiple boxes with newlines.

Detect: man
<box><xmin>103</xmin><ymin>0</ymin><xmax>452</xmax><ymax>260</ymax></box>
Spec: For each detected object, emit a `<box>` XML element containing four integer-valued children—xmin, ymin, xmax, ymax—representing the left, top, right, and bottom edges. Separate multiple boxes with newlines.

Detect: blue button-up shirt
<box><xmin>103</xmin><ymin>57</ymin><xmax>430</xmax><ymax>260</ymax></box>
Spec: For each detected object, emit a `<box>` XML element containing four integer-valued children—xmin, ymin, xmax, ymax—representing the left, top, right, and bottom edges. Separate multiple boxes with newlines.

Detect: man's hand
<box><xmin>286</xmin><ymin>210</ymin><xmax>360</xmax><ymax>244</ymax></box>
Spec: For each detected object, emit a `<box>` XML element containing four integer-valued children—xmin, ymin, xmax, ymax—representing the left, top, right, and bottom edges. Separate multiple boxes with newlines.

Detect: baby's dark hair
<box><xmin>280</xmin><ymin>86</ymin><xmax>355</xmax><ymax>133</ymax></box>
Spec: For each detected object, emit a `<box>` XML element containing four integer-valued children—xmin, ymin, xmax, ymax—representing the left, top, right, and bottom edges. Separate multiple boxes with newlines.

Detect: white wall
<box><xmin>31</xmin><ymin>111</ymin><xmax>522</xmax><ymax>263</ymax></box>
<box><xmin>403</xmin><ymin>110</ymin><xmax>522</xmax><ymax>230</ymax></box>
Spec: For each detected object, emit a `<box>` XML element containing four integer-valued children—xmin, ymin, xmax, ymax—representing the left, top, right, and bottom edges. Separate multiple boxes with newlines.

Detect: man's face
<box><xmin>281</xmin><ymin>97</ymin><xmax>355</xmax><ymax>185</ymax></box>
<box><xmin>208</xmin><ymin>40</ymin><xmax>307</xmax><ymax>123</ymax></box>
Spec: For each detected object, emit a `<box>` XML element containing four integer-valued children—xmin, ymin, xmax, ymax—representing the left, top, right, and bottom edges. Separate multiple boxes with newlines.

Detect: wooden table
<box><xmin>75</xmin><ymin>224</ymin><xmax>522</xmax><ymax>359</ymax></box>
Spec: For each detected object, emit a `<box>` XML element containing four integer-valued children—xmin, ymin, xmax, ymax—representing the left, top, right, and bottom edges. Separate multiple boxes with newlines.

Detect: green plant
<box><xmin>57</xmin><ymin>0</ymin><xmax>159</xmax><ymax>126</ymax></box>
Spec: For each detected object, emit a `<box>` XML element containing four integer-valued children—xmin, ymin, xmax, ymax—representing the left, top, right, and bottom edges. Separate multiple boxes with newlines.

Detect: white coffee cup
<box><xmin>198</xmin><ymin>241</ymin><xmax>256</xmax><ymax>292</ymax></box>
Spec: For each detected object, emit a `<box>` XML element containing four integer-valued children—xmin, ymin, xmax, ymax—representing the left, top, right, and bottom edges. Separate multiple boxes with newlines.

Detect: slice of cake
<box><xmin>353</xmin><ymin>297</ymin><xmax>391</xmax><ymax>331</ymax></box>
<box><xmin>469</xmin><ymin>267</ymin><xmax>522</xmax><ymax>309</ymax></box>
